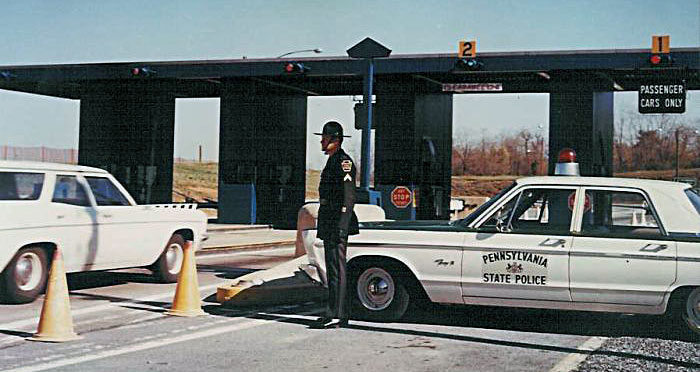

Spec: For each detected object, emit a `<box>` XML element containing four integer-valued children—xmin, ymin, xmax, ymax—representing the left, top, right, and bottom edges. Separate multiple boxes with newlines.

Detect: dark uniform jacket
<box><xmin>317</xmin><ymin>148</ymin><xmax>359</xmax><ymax>241</ymax></box>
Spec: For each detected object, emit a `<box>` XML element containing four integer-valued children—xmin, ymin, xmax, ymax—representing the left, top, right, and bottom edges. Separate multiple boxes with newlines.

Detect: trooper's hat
<box><xmin>314</xmin><ymin>121</ymin><xmax>351</xmax><ymax>138</ymax></box>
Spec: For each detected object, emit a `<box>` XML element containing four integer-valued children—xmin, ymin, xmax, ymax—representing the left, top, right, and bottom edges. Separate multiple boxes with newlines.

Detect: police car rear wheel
<box><xmin>353</xmin><ymin>265</ymin><xmax>409</xmax><ymax>321</ymax></box>
<box><xmin>683</xmin><ymin>287</ymin><xmax>700</xmax><ymax>336</ymax></box>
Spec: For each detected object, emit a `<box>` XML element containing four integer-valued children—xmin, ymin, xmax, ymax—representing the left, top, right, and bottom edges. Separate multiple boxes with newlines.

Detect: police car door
<box><xmin>462</xmin><ymin>186</ymin><xmax>576</xmax><ymax>302</ymax></box>
<box><xmin>570</xmin><ymin>187</ymin><xmax>676</xmax><ymax>306</ymax></box>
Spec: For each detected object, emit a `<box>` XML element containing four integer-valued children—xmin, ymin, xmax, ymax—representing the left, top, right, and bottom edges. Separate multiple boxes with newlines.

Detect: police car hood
<box><xmin>359</xmin><ymin>219</ymin><xmax>463</xmax><ymax>232</ymax></box>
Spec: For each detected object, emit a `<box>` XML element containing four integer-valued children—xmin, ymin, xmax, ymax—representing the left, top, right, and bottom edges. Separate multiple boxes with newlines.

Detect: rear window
<box><xmin>0</xmin><ymin>172</ymin><xmax>45</xmax><ymax>200</ymax></box>
<box><xmin>685</xmin><ymin>189</ymin><xmax>700</xmax><ymax>215</ymax></box>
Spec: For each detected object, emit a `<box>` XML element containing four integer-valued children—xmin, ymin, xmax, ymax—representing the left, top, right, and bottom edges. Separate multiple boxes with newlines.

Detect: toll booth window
<box><xmin>52</xmin><ymin>175</ymin><xmax>91</xmax><ymax>207</ymax></box>
<box><xmin>581</xmin><ymin>190</ymin><xmax>661</xmax><ymax>237</ymax></box>
<box><xmin>85</xmin><ymin>177</ymin><xmax>130</xmax><ymax>206</ymax></box>
<box><xmin>0</xmin><ymin>172</ymin><xmax>44</xmax><ymax>200</ymax></box>
<box><xmin>482</xmin><ymin>188</ymin><xmax>573</xmax><ymax>234</ymax></box>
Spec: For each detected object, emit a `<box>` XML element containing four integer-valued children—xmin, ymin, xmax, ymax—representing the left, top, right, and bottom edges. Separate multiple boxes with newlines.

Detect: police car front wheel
<box><xmin>352</xmin><ymin>265</ymin><xmax>409</xmax><ymax>321</ymax></box>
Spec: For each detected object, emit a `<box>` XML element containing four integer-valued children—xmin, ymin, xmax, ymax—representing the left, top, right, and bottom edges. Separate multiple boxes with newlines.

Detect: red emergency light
<box><xmin>554</xmin><ymin>148</ymin><xmax>580</xmax><ymax>176</ymax></box>
<box><xmin>557</xmin><ymin>148</ymin><xmax>577</xmax><ymax>163</ymax></box>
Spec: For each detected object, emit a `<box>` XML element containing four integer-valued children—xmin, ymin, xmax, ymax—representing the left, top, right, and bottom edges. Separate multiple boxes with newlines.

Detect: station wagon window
<box><xmin>52</xmin><ymin>175</ymin><xmax>91</xmax><ymax>207</ymax></box>
<box><xmin>482</xmin><ymin>187</ymin><xmax>573</xmax><ymax>234</ymax></box>
<box><xmin>0</xmin><ymin>172</ymin><xmax>44</xmax><ymax>200</ymax></box>
<box><xmin>85</xmin><ymin>177</ymin><xmax>130</xmax><ymax>206</ymax></box>
<box><xmin>581</xmin><ymin>190</ymin><xmax>661</xmax><ymax>237</ymax></box>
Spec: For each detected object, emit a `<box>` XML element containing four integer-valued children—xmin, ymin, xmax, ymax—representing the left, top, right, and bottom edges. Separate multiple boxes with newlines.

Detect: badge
<box><xmin>341</xmin><ymin>160</ymin><xmax>352</xmax><ymax>172</ymax></box>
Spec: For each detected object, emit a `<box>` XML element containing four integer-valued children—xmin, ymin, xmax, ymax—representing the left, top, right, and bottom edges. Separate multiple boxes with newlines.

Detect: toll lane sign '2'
<box><xmin>638</xmin><ymin>81</ymin><xmax>686</xmax><ymax>114</ymax></box>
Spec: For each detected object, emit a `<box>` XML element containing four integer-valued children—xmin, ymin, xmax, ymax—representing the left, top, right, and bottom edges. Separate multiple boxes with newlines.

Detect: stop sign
<box><xmin>391</xmin><ymin>186</ymin><xmax>412</xmax><ymax>208</ymax></box>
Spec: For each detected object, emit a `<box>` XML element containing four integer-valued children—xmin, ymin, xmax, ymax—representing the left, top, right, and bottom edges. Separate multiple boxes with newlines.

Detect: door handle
<box><xmin>56</xmin><ymin>215</ymin><xmax>65</xmax><ymax>219</ymax></box>
<box><xmin>102</xmin><ymin>214</ymin><xmax>113</xmax><ymax>218</ymax></box>
<box><xmin>539</xmin><ymin>238</ymin><xmax>566</xmax><ymax>247</ymax></box>
<box><xmin>640</xmin><ymin>244</ymin><xmax>668</xmax><ymax>253</ymax></box>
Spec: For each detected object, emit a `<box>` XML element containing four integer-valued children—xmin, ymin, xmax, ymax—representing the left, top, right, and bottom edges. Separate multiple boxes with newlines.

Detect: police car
<box><xmin>302</xmin><ymin>150</ymin><xmax>700</xmax><ymax>335</ymax></box>
<box><xmin>0</xmin><ymin>161</ymin><xmax>208</xmax><ymax>303</ymax></box>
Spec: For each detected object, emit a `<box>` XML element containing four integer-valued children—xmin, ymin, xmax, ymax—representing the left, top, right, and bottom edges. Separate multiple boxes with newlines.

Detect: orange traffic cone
<box><xmin>28</xmin><ymin>248</ymin><xmax>82</xmax><ymax>342</ymax></box>
<box><xmin>166</xmin><ymin>241</ymin><xmax>206</xmax><ymax>317</ymax></box>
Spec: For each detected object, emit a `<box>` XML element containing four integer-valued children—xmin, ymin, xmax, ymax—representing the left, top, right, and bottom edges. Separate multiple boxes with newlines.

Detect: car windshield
<box><xmin>456</xmin><ymin>181</ymin><xmax>516</xmax><ymax>227</ymax></box>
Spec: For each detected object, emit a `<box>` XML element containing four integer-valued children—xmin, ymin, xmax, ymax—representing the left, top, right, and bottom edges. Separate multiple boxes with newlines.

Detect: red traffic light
<box><xmin>283</xmin><ymin>62</ymin><xmax>307</xmax><ymax>73</ymax></box>
<box><xmin>648</xmin><ymin>54</ymin><xmax>671</xmax><ymax>67</ymax></box>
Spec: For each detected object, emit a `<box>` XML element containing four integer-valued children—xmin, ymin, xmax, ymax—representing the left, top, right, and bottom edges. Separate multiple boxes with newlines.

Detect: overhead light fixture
<box><xmin>537</xmin><ymin>72</ymin><xmax>551</xmax><ymax>80</ymax></box>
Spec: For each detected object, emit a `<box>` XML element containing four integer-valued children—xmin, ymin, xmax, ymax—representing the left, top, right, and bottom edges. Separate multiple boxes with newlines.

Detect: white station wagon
<box><xmin>0</xmin><ymin>161</ymin><xmax>208</xmax><ymax>303</ymax></box>
<box><xmin>303</xmin><ymin>176</ymin><xmax>700</xmax><ymax>335</ymax></box>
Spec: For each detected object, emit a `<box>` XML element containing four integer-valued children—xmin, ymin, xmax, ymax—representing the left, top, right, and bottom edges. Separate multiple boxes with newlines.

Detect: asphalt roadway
<box><xmin>0</xmin><ymin>227</ymin><xmax>697</xmax><ymax>372</ymax></box>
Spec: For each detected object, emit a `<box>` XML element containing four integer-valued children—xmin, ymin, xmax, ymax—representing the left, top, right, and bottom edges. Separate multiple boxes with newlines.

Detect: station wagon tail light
<box><xmin>554</xmin><ymin>148</ymin><xmax>580</xmax><ymax>176</ymax></box>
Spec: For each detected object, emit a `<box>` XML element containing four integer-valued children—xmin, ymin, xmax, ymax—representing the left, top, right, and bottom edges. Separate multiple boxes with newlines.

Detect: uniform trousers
<box><xmin>323</xmin><ymin>237</ymin><xmax>348</xmax><ymax>320</ymax></box>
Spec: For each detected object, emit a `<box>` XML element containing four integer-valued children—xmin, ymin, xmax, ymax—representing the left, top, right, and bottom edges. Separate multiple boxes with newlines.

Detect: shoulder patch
<box><xmin>341</xmin><ymin>160</ymin><xmax>352</xmax><ymax>172</ymax></box>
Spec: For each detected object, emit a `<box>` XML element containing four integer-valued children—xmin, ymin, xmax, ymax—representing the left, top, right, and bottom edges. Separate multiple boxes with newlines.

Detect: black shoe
<box><xmin>336</xmin><ymin>319</ymin><xmax>349</xmax><ymax>328</ymax></box>
<box><xmin>311</xmin><ymin>317</ymin><xmax>334</xmax><ymax>329</ymax></box>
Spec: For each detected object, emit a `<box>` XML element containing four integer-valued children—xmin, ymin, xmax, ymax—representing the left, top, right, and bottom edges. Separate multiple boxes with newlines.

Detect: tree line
<box><xmin>452</xmin><ymin>112</ymin><xmax>700</xmax><ymax>176</ymax></box>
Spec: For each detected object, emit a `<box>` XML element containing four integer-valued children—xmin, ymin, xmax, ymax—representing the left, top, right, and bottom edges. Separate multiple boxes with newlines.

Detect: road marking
<box><xmin>548</xmin><ymin>336</ymin><xmax>608</xmax><ymax>372</ymax></box>
<box><xmin>4</xmin><ymin>308</ymin><xmax>322</xmax><ymax>372</ymax></box>
<box><xmin>0</xmin><ymin>282</ymin><xmax>222</xmax><ymax>334</ymax></box>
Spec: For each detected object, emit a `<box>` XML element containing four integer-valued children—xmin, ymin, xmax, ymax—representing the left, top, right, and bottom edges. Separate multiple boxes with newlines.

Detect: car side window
<box><xmin>483</xmin><ymin>188</ymin><xmax>573</xmax><ymax>234</ymax></box>
<box><xmin>0</xmin><ymin>172</ymin><xmax>44</xmax><ymax>200</ymax></box>
<box><xmin>85</xmin><ymin>177</ymin><xmax>130</xmax><ymax>206</ymax></box>
<box><xmin>581</xmin><ymin>189</ymin><xmax>661</xmax><ymax>237</ymax></box>
<box><xmin>52</xmin><ymin>175</ymin><xmax>91</xmax><ymax>207</ymax></box>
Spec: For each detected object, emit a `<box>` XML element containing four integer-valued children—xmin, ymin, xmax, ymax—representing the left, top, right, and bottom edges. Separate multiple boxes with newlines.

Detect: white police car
<box><xmin>302</xmin><ymin>150</ymin><xmax>700</xmax><ymax>335</ymax></box>
<box><xmin>0</xmin><ymin>160</ymin><xmax>208</xmax><ymax>303</ymax></box>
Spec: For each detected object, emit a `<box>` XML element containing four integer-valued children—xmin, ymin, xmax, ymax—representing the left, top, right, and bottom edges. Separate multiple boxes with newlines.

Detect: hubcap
<box><xmin>14</xmin><ymin>252</ymin><xmax>42</xmax><ymax>291</ymax></box>
<box><xmin>165</xmin><ymin>243</ymin><xmax>183</xmax><ymax>275</ymax></box>
<box><xmin>357</xmin><ymin>267</ymin><xmax>395</xmax><ymax>311</ymax></box>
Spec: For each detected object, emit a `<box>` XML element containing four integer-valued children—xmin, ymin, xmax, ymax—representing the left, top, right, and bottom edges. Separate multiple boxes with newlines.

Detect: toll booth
<box><xmin>374</xmin><ymin>90</ymin><xmax>453</xmax><ymax>220</ymax></box>
<box><xmin>218</xmin><ymin>83</ymin><xmax>307</xmax><ymax>228</ymax></box>
<box><xmin>78</xmin><ymin>82</ymin><xmax>176</xmax><ymax>204</ymax></box>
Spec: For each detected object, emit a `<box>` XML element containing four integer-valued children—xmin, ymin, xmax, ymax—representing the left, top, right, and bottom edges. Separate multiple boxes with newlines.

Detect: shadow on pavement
<box><xmin>68</xmin><ymin>291</ymin><xmax>171</xmax><ymax>311</ymax></box>
<box><xmin>209</xmin><ymin>301</ymin><xmax>698</xmax><ymax>370</ymax></box>
<box><xmin>0</xmin><ymin>329</ymin><xmax>33</xmax><ymax>338</ymax></box>
<box><xmin>401</xmin><ymin>302</ymin><xmax>698</xmax><ymax>343</ymax></box>
<box><xmin>67</xmin><ymin>271</ymin><xmax>161</xmax><ymax>291</ymax></box>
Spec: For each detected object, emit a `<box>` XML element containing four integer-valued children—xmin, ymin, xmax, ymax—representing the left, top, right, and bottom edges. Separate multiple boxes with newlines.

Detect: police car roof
<box><xmin>0</xmin><ymin>160</ymin><xmax>108</xmax><ymax>174</ymax></box>
<box><xmin>516</xmin><ymin>176</ymin><xmax>690</xmax><ymax>191</ymax></box>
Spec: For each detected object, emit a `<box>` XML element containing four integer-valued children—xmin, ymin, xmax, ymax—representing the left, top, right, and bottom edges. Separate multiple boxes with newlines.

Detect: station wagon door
<box><xmin>462</xmin><ymin>186</ymin><xmax>575</xmax><ymax>302</ymax></box>
<box><xmin>84</xmin><ymin>175</ymin><xmax>153</xmax><ymax>267</ymax></box>
<box><xmin>50</xmin><ymin>174</ymin><xmax>97</xmax><ymax>272</ymax></box>
<box><xmin>570</xmin><ymin>188</ymin><xmax>676</xmax><ymax>306</ymax></box>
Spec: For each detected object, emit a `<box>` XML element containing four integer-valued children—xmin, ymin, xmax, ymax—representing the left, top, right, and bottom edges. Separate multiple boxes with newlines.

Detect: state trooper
<box><xmin>313</xmin><ymin>121</ymin><xmax>359</xmax><ymax>329</ymax></box>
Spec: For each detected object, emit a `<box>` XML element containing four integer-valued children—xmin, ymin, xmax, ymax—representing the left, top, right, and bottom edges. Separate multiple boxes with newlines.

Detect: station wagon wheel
<box><xmin>2</xmin><ymin>246</ymin><xmax>48</xmax><ymax>303</ymax></box>
<box><xmin>151</xmin><ymin>233</ymin><xmax>185</xmax><ymax>283</ymax></box>
<box><xmin>684</xmin><ymin>287</ymin><xmax>700</xmax><ymax>336</ymax></box>
<box><xmin>352</xmin><ymin>265</ymin><xmax>409</xmax><ymax>321</ymax></box>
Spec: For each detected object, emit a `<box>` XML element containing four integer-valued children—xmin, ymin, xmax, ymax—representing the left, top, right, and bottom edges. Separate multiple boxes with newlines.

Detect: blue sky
<box><xmin>1</xmin><ymin>0</ymin><xmax>698</xmax><ymax>168</ymax></box>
